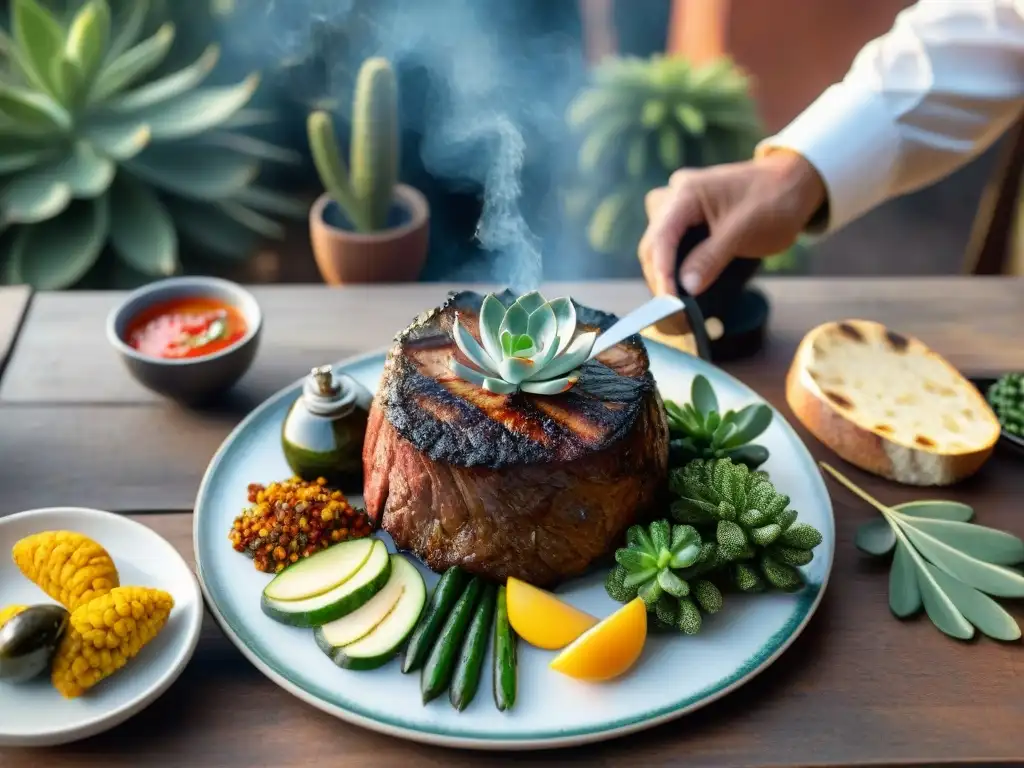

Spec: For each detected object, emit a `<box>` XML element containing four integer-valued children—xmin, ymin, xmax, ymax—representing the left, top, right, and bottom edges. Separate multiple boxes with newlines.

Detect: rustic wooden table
<box><xmin>0</xmin><ymin>277</ymin><xmax>1022</xmax><ymax>767</ymax></box>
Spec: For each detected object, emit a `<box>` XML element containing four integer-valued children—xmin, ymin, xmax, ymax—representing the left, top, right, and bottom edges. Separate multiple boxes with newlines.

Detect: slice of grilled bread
<box><xmin>786</xmin><ymin>319</ymin><xmax>999</xmax><ymax>486</ymax></box>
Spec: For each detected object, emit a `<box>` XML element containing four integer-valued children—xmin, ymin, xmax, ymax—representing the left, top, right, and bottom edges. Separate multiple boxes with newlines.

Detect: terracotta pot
<box><xmin>309</xmin><ymin>183</ymin><xmax>430</xmax><ymax>285</ymax></box>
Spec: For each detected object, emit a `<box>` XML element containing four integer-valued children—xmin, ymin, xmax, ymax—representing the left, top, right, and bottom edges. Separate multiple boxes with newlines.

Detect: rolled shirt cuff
<box><xmin>755</xmin><ymin>83</ymin><xmax>902</xmax><ymax>234</ymax></box>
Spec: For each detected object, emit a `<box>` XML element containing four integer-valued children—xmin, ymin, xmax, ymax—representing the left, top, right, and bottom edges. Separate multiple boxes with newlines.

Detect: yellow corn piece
<box><xmin>12</xmin><ymin>531</ymin><xmax>119</xmax><ymax>611</ymax></box>
<box><xmin>51</xmin><ymin>586</ymin><xmax>174</xmax><ymax>699</ymax></box>
<box><xmin>0</xmin><ymin>604</ymin><xmax>27</xmax><ymax>628</ymax></box>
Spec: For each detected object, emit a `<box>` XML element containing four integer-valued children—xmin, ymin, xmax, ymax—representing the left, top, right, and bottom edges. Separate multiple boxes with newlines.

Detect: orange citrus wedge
<box><xmin>506</xmin><ymin>577</ymin><xmax>599</xmax><ymax>650</ymax></box>
<box><xmin>549</xmin><ymin>597</ymin><xmax>647</xmax><ymax>681</ymax></box>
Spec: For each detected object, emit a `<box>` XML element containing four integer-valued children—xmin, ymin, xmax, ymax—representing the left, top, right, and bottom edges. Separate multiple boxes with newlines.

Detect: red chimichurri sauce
<box><xmin>126</xmin><ymin>297</ymin><xmax>247</xmax><ymax>360</ymax></box>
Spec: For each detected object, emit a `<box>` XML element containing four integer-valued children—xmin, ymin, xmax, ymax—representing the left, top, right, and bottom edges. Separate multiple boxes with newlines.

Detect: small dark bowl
<box><xmin>106</xmin><ymin>276</ymin><xmax>262</xmax><ymax>405</ymax></box>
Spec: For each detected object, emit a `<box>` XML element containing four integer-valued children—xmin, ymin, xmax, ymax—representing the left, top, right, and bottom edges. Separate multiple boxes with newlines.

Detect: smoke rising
<box><xmin>221</xmin><ymin>0</ymin><xmax>587</xmax><ymax>292</ymax></box>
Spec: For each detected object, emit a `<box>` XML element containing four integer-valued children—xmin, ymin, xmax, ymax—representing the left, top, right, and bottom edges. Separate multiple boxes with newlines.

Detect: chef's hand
<box><xmin>638</xmin><ymin>149</ymin><xmax>827</xmax><ymax>296</ymax></box>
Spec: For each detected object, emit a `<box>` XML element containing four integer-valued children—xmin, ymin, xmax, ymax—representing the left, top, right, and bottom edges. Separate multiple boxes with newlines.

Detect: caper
<box><xmin>0</xmin><ymin>604</ymin><xmax>69</xmax><ymax>683</ymax></box>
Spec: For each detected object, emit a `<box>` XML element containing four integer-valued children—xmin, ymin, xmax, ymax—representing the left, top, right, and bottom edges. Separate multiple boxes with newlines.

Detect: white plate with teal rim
<box><xmin>193</xmin><ymin>341</ymin><xmax>835</xmax><ymax>751</ymax></box>
<box><xmin>0</xmin><ymin>507</ymin><xmax>203</xmax><ymax>747</ymax></box>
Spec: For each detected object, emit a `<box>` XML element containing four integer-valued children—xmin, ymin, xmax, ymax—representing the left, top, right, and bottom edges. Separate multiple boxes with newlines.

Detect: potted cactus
<box><xmin>306</xmin><ymin>57</ymin><xmax>429</xmax><ymax>284</ymax></box>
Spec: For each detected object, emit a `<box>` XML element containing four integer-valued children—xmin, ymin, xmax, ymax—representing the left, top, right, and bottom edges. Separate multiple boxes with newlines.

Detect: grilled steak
<box><xmin>363</xmin><ymin>289</ymin><xmax>669</xmax><ymax>587</ymax></box>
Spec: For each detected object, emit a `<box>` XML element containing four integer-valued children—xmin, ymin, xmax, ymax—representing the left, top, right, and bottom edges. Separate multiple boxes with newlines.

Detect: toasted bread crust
<box><xmin>786</xmin><ymin>319</ymin><xmax>998</xmax><ymax>486</ymax></box>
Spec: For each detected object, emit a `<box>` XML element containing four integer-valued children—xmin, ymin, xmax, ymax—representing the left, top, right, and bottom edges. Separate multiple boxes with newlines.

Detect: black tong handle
<box><xmin>673</xmin><ymin>223</ymin><xmax>713</xmax><ymax>362</ymax></box>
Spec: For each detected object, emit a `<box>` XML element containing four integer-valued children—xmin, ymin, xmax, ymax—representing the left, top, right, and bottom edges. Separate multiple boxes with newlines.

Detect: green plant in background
<box><xmin>822</xmin><ymin>462</ymin><xmax>1024</xmax><ymax>642</ymax></box>
<box><xmin>564</xmin><ymin>54</ymin><xmax>763</xmax><ymax>259</ymax></box>
<box><xmin>307</xmin><ymin>56</ymin><xmax>398</xmax><ymax>234</ymax></box>
<box><xmin>0</xmin><ymin>0</ymin><xmax>305</xmax><ymax>289</ymax></box>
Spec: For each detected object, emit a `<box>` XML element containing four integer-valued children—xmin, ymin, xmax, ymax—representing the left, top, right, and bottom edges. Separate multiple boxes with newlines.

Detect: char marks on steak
<box><xmin>363</xmin><ymin>290</ymin><xmax>669</xmax><ymax>587</ymax></box>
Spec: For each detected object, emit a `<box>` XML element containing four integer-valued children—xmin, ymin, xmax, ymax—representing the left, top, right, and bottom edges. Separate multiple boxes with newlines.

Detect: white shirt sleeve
<box><xmin>756</xmin><ymin>0</ymin><xmax>1024</xmax><ymax>234</ymax></box>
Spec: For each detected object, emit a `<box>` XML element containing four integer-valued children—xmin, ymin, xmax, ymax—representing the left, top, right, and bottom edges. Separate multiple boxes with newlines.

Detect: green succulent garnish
<box><xmin>450</xmin><ymin>291</ymin><xmax>597</xmax><ymax>396</ymax></box>
<box><xmin>823</xmin><ymin>462</ymin><xmax>1024</xmax><ymax>642</ymax></box>
<box><xmin>986</xmin><ymin>373</ymin><xmax>1024</xmax><ymax>437</ymax></box>
<box><xmin>669</xmin><ymin>457</ymin><xmax>823</xmax><ymax>593</ymax></box>
<box><xmin>665</xmin><ymin>375</ymin><xmax>773</xmax><ymax>469</ymax></box>
<box><xmin>605</xmin><ymin>519</ymin><xmax>724</xmax><ymax>635</ymax></box>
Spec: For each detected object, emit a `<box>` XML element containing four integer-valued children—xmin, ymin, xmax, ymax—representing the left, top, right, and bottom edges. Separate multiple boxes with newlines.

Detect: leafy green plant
<box><xmin>449</xmin><ymin>290</ymin><xmax>596</xmax><ymax>396</ymax></box>
<box><xmin>0</xmin><ymin>0</ymin><xmax>305</xmax><ymax>289</ymax></box>
<box><xmin>605</xmin><ymin>519</ymin><xmax>724</xmax><ymax>635</ymax></box>
<box><xmin>307</xmin><ymin>56</ymin><xmax>398</xmax><ymax>234</ymax></box>
<box><xmin>564</xmin><ymin>54</ymin><xmax>762</xmax><ymax>257</ymax></box>
<box><xmin>665</xmin><ymin>374</ymin><xmax>772</xmax><ymax>469</ymax></box>
<box><xmin>670</xmin><ymin>458</ymin><xmax>824</xmax><ymax>593</ymax></box>
<box><xmin>986</xmin><ymin>373</ymin><xmax>1024</xmax><ymax>437</ymax></box>
<box><xmin>822</xmin><ymin>462</ymin><xmax>1024</xmax><ymax>642</ymax></box>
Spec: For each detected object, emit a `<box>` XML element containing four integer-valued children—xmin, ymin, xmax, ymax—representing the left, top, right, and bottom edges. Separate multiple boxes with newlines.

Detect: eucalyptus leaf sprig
<box><xmin>665</xmin><ymin>374</ymin><xmax>773</xmax><ymax>469</ymax></box>
<box><xmin>820</xmin><ymin>462</ymin><xmax>1024</xmax><ymax>642</ymax></box>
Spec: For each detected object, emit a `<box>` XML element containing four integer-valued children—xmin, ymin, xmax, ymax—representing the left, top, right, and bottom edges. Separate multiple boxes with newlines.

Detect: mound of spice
<box><xmin>228</xmin><ymin>476</ymin><xmax>373</xmax><ymax>573</ymax></box>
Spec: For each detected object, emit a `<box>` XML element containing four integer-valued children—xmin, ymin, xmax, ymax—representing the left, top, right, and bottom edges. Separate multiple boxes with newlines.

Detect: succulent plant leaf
<box><xmin>106</xmin><ymin>0</ymin><xmax>149</xmax><ymax>61</ymax></box>
<box><xmin>80</xmin><ymin>121</ymin><xmax>150</xmax><ymax>160</ymax></box>
<box><xmin>0</xmin><ymin>83</ymin><xmax>69</xmax><ymax>131</ymax></box>
<box><xmin>452</xmin><ymin>314</ymin><xmax>499</xmax><ymax>376</ymax></box>
<box><xmin>108</xmin><ymin>173</ymin><xmax>177</xmax><ymax>276</ymax></box>
<box><xmin>524</xmin><ymin>331</ymin><xmax>596</xmax><ymax>382</ymax></box>
<box><xmin>221</xmin><ymin>108</ymin><xmax>277</xmax><ymax>130</ymax></box>
<box><xmin>230</xmin><ymin>186</ymin><xmax>308</xmax><ymax>218</ymax></box>
<box><xmin>12</xmin><ymin>0</ymin><xmax>64</xmax><ymax>98</ymax></box>
<box><xmin>478</xmin><ymin>293</ymin><xmax>506</xmax><ymax>364</ymax></box>
<box><xmin>519</xmin><ymin>373</ymin><xmax>579</xmax><ymax>395</ymax></box>
<box><xmin>107</xmin><ymin>44</ymin><xmax>219</xmax><ymax>112</ymax></box>
<box><xmin>546</xmin><ymin>297</ymin><xmax>576</xmax><ymax>354</ymax></box>
<box><xmin>498</xmin><ymin>301</ymin><xmax>529</xmax><ymax>339</ymax></box>
<box><xmin>529</xmin><ymin>334</ymin><xmax>560</xmax><ymax>371</ymax></box>
<box><xmin>216</xmin><ymin>201</ymin><xmax>285</xmax><ymax>240</ymax></box>
<box><xmin>449</xmin><ymin>359</ymin><xmax>490</xmax><ymax>389</ymax></box>
<box><xmin>498</xmin><ymin>356</ymin><xmax>535</xmax><ymax>386</ymax></box>
<box><xmin>124</xmin><ymin>148</ymin><xmax>258</xmax><ymax>201</ymax></box>
<box><xmin>482</xmin><ymin>376</ymin><xmax>517</xmax><ymax>395</ymax></box>
<box><xmin>11</xmin><ymin>195</ymin><xmax>109</xmax><ymax>289</ymax></box>
<box><xmin>526</xmin><ymin>302</ymin><xmax>557</xmax><ymax>354</ymax></box>
<box><xmin>1</xmin><ymin>168</ymin><xmax>72</xmax><ymax>223</ymax></box>
<box><xmin>116</xmin><ymin>74</ymin><xmax>259</xmax><ymax>141</ymax></box>
<box><xmin>0</xmin><ymin>147</ymin><xmax>56</xmax><ymax>174</ymax></box>
<box><xmin>54</xmin><ymin>141</ymin><xmax>115</xmax><ymax>198</ymax></box>
<box><xmin>90</xmin><ymin>22</ymin><xmax>175</xmax><ymax>103</ymax></box>
<box><xmin>514</xmin><ymin>290</ymin><xmax>545</xmax><ymax>314</ymax></box>
<box><xmin>65</xmin><ymin>0</ymin><xmax>110</xmax><ymax>87</ymax></box>
<box><xmin>195</xmin><ymin>131</ymin><xmax>301</xmax><ymax>165</ymax></box>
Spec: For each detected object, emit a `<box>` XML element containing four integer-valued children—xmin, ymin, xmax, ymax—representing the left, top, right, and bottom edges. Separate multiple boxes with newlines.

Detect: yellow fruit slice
<box><xmin>549</xmin><ymin>597</ymin><xmax>647</xmax><ymax>681</ymax></box>
<box><xmin>506</xmin><ymin>577</ymin><xmax>598</xmax><ymax>650</ymax></box>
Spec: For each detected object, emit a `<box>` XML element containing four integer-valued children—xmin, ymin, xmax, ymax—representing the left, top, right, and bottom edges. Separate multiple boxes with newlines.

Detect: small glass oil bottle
<box><xmin>280</xmin><ymin>365</ymin><xmax>372</xmax><ymax>491</ymax></box>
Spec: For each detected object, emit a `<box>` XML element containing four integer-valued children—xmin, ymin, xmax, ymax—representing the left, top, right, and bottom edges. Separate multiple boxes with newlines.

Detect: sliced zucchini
<box><xmin>261</xmin><ymin>539</ymin><xmax>390</xmax><ymax>628</ymax></box>
<box><xmin>314</xmin><ymin>557</ymin><xmax>407</xmax><ymax>652</ymax></box>
<box><xmin>330</xmin><ymin>556</ymin><xmax>427</xmax><ymax>671</ymax></box>
<box><xmin>263</xmin><ymin>537</ymin><xmax>375</xmax><ymax>602</ymax></box>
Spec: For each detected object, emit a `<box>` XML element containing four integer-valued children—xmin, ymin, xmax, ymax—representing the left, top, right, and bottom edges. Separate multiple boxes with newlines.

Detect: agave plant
<box><xmin>450</xmin><ymin>291</ymin><xmax>597</xmax><ymax>396</ymax></box>
<box><xmin>0</xmin><ymin>0</ymin><xmax>304</xmax><ymax>289</ymax></box>
<box><xmin>564</xmin><ymin>54</ymin><xmax>762</xmax><ymax>258</ymax></box>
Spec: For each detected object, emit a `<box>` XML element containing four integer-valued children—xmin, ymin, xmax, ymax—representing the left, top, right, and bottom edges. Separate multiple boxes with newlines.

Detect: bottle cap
<box><xmin>302</xmin><ymin>365</ymin><xmax>359</xmax><ymax>417</ymax></box>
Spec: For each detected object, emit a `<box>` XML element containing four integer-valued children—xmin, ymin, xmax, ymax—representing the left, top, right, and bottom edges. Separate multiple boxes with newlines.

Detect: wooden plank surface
<box><xmin>1</xmin><ymin>278</ymin><xmax>1024</xmax><ymax>767</ymax></box>
<box><xmin>3</xmin><ymin>277</ymin><xmax>1022</xmax><ymax>405</ymax></box>
<box><xmin>2</xmin><ymin>479</ymin><xmax>1022</xmax><ymax>768</ymax></box>
<box><xmin>0</xmin><ymin>285</ymin><xmax>30</xmax><ymax>380</ymax></box>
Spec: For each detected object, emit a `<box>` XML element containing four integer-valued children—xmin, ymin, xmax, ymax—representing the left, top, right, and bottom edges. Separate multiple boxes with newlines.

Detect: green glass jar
<box><xmin>281</xmin><ymin>365</ymin><xmax>372</xmax><ymax>492</ymax></box>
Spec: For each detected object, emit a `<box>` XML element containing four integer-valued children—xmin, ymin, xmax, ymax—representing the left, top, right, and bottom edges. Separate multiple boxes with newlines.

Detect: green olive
<box><xmin>0</xmin><ymin>604</ymin><xmax>69</xmax><ymax>683</ymax></box>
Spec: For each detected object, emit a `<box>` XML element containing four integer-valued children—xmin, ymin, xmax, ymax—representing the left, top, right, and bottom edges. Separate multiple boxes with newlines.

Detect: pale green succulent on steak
<box><xmin>451</xmin><ymin>291</ymin><xmax>597</xmax><ymax>396</ymax></box>
<box><xmin>0</xmin><ymin>0</ymin><xmax>303</xmax><ymax>289</ymax></box>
